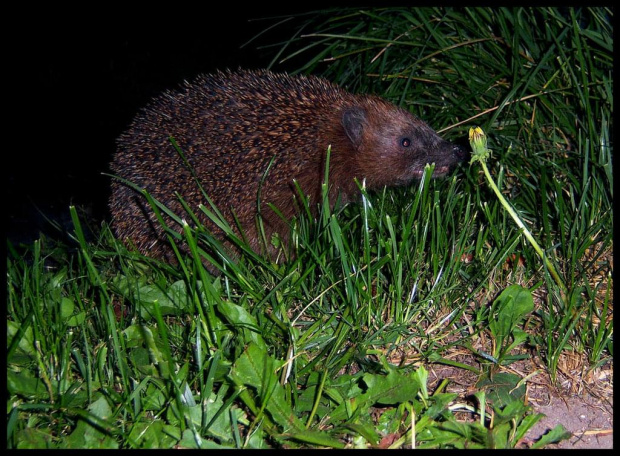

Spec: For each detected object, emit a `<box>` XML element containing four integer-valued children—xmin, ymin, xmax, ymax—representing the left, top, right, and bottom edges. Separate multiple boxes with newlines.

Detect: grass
<box><xmin>6</xmin><ymin>7</ymin><xmax>612</xmax><ymax>449</ymax></box>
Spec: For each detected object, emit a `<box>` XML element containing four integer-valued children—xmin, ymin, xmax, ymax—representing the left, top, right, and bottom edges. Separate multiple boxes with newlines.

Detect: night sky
<box><xmin>8</xmin><ymin>4</ymin><xmax>316</xmax><ymax>246</ymax></box>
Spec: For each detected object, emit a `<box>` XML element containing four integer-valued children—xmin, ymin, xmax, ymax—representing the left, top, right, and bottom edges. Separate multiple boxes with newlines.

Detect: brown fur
<box><xmin>109</xmin><ymin>69</ymin><xmax>465</xmax><ymax>262</ymax></box>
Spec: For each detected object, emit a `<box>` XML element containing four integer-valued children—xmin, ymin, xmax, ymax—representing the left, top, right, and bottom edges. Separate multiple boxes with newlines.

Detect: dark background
<box><xmin>8</xmin><ymin>4</ymin><xmax>320</xmax><ymax>246</ymax></box>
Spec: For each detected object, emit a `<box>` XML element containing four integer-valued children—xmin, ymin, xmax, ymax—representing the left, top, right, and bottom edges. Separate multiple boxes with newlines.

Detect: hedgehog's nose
<box><xmin>452</xmin><ymin>144</ymin><xmax>469</xmax><ymax>162</ymax></box>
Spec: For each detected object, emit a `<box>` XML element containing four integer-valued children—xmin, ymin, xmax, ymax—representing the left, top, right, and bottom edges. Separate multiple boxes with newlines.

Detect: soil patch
<box><xmin>425</xmin><ymin>354</ymin><xmax>613</xmax><ymax>449</ymax></box>
<box><xmin>526</xmin><ymin>393</ymin><xmax>612</xmax><ymax>449</ymax></box>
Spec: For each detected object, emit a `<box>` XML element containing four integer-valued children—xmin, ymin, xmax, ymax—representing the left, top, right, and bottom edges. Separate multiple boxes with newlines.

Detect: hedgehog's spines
<box><xmin>109</xmin><ymin>69</ymin><xmax>465</xmax><ymax>264</ymax></box>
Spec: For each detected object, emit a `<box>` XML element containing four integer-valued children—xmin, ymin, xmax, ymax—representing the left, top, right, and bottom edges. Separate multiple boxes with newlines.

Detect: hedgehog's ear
<box><xmin>342</xmin><ymin>107</ymin><xmax>367</xmax><ymax>148</ymax></box>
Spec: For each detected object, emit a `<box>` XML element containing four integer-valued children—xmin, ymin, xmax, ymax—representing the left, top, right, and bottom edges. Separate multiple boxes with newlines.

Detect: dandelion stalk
<box><xmin>468</xmin><ymin>127</ymin><xmax>567</xmax><ymax>295</ymax></box>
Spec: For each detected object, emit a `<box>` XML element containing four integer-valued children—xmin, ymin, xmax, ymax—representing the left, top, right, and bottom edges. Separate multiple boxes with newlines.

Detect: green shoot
<box><xmin>468</xmin><ymin>126</ymin><xmax>567</xmax><ymax>295</ymax></box>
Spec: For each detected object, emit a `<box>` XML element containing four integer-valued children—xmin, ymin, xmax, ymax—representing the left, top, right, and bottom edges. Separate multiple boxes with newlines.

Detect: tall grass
<box><xmin>260</xmin><ymin>5</ymin><xmax>613</xmax><ymax>377</ymax></box>
<box><xmin>7</xmin><ymin>7</ymin><xmax>612</xmax><ymax>448</ymax></box>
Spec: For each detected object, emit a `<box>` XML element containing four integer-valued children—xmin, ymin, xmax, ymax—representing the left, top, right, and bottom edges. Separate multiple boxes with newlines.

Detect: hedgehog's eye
<box><xmin>401</xmin><ymin>137</ymin><xmax>412</xmax><ymax>148</ymax></box>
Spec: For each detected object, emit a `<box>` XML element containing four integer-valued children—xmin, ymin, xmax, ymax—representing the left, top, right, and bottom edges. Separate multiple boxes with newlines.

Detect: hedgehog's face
<box><xmin>341</xmin><ymin>99</ymin><xmax>467</xmax><ymax>188</ymax></box>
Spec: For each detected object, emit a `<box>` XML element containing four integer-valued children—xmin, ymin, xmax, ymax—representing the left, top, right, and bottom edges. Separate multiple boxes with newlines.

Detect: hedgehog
<box><xmin>109</xmin><ymin>69</ymin><xmax>466</xmax><ymax>263</ymax></box>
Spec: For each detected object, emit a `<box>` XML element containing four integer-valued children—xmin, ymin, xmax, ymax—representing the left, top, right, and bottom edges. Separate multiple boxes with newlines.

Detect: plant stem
<box><xmin>470</xmin><ymin>128</ymin><xmax>567</xmax><ymax>295</ymax></box>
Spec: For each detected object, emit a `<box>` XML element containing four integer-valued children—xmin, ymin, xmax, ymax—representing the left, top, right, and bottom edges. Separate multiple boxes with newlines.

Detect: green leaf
<box><xmin>127</xmin><ymin>420</ymin><xmax>180</xmax><ymax>449</ymax></box>
<box><xmin>344</xmin><ymin>422</ymin><xmax>381</xmax><ymax>445</ymax></box>
<box><xmin>420</xmin><ymin>420</ymin><xmax>486</xmax><ymax>449</ymax></box>
<box><xmin>142</xmin><ymin>382</ymin><xmax>168</xmax><ymax>410</ymax></box>
<box><xmin>63</xmin><ymin>396</ymin><xmax>119</xmax><ymax>449</ymax></box>
<box><xmin>488</xmin><ymin>421</ymin><xmax>511</xmax><ymax>448</ymax></box>
<box><xmin>60</xmin><ymin>297</ymin><xmax>75</xmax><ymax>319</ymax></box>
<box><xmin>488</xmin><ymin>285</ymin><xmax>534</xmax><ymax>360</ymax></box>
<box><xmin>360</xmin><ymin>370</ymin><xmax>421</xmax><ymax>405</ymax></box>
<box><xmin>187</xmin><ymin>389</ymin><xmax>245</xmax><ymax>443</ymax></box>
<box><xmin>7</xmin><ymin>321</ymin><xmax>36</xmax><ymax>363</ymax></box>
<box><xmin>476</xmin><ymin>372</ymin><xmax>526</xmax><ymax>408</ymax></box>
<box><xmin>114</xmin><ymin>277</ymin><xmax>190</xmax><ymax>319</ymax></box>
<box><xmin>15</xmin><ymin>428</ymin><xmax>55</xmax><ymax>449</ymax></box>
<box><xmin>6</xmin><ymin>370</ymin><xmax>52</xmax><ymax>399</ymax></box>
<box><xmin>489</xmin><ymin>285</ymin><xmax>534</xmax><ymax>339</ymax></box>
<box><xmin>217</xmin><ymin>299</ymin><xmax>266</xmax><ymax>348</ymax></box>
<box><xmin>376</xmin><ymin>406</ymin><xmax>407</xmax><ymax>436</ymax></box>
<box><xmin>66</xmin><ymin>311</ymin><xmax>86</xmax><ymax>327</ymax></box>
<box><xmin>513</xmin><ymin>412</ymin><xmax>545</xmax><ymax>444</ymax></box>
<box><xmin>230</xmin><ymin>343</ymin><xmax>344</xmax><ymax>448</ymax></box>
<box><xmin>230</xmin><ymin>343</ymin><xmax>302</xmax><ymax>431</ymax></box>
<box><xmin>178</xmin><ymin>429</ymin><xmax>231</xmax><ymax>449</ymax></box>
<box><xmin>421</xmin><ymin>392</ymin><xmax>459</xmax><ymax>422</ymax></box>
<box><xmin>530</xmin><ymin>424</ymin><xmax>572</xmax><ymax>449</ymax></box>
